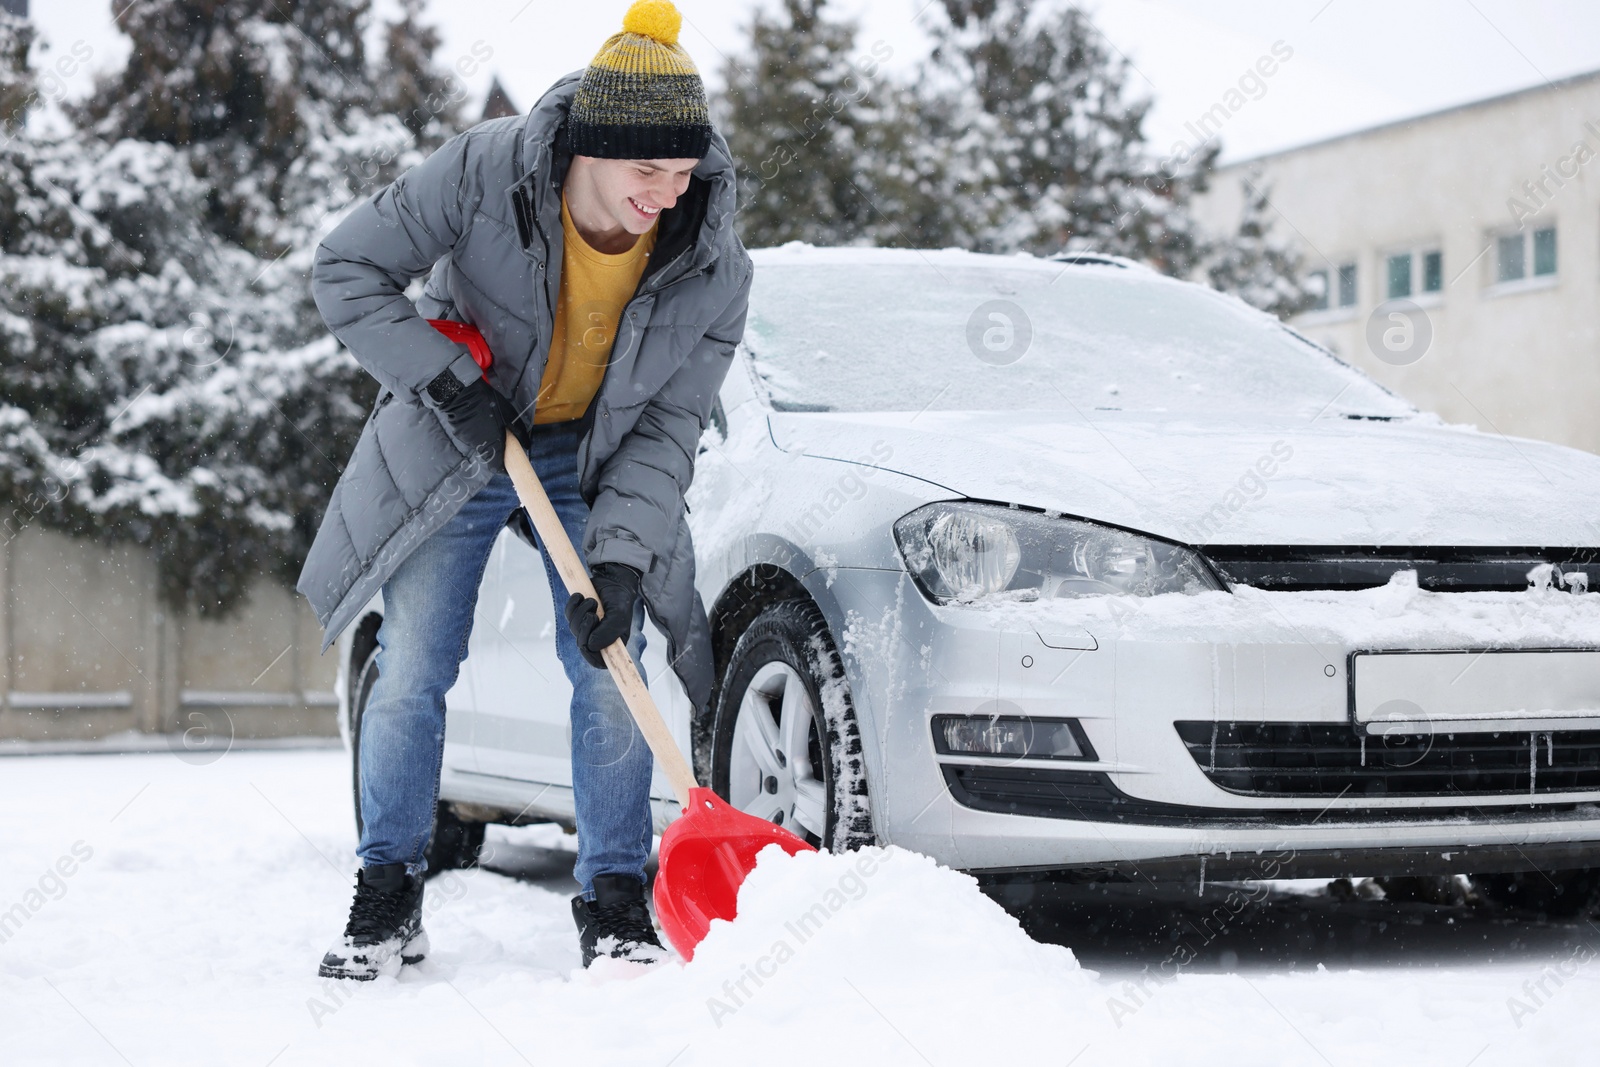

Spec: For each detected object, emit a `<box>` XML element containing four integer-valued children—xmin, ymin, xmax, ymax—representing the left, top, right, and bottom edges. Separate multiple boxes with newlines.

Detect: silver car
<box><xmin>339</xmin><ymin>246</ymin><xmax>1600</xmax><ymax>911</ymax></box>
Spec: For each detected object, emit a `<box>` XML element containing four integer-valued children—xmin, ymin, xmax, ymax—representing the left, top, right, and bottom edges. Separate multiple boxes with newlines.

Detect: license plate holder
<box><xmin>1350</xmin><ymin>648</ymin><xmax>1600</xmax><ymax>733</ymax></box>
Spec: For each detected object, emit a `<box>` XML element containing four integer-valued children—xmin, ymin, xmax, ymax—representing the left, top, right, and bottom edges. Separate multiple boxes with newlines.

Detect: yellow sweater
<box><xmin>533</xmin><ymin>194</ymin><xmax>659</xmax><ymax>424</ymax></box>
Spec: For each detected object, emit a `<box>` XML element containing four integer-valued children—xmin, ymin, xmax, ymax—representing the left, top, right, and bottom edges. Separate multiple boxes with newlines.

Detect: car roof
<box><xmin>746</xmin><ymin>243</ymin><xmax>1159</xmax><ymax>277</ymax></box>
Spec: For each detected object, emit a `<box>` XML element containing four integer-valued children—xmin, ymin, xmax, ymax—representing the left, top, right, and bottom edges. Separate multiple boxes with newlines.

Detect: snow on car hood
<box><xmin>768</xmin><ymin>409</ymin><xmax>1600</xmax><ymax>547</ymax></box>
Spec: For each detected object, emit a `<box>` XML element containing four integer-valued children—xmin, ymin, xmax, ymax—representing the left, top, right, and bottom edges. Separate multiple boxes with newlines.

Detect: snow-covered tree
<box><xmin>717</xmin><ymin>0</ymin><xmax>893</xmax><ymax>246</ymax></box>
<box><xmin>847</xmin><ymin>36</ymin><xmax>1007</xmax><ymax>251</ymax></box>
<box><xmin>70</xmin><ymin>0</ymin><xmax>385</xmax><ymax>254</ymax></box>
<box><xmin>377</xmin><ymin>0</ymin><xmax>465</xmax><ymax>147</ymax></box>
<box><xmin>0</xmin><ymin>13</ymin><xmax>143</xmax><ymax>521</ymax></box>
<box><xmin>923</xmin><ymin>0</ymin><xmax>1215</xmax><ymax>271</ymax></box>
<box><xmin>716</xmin><ymin>0</ymin><xmax>1000</xmax><ymax>250</ymax></box>
<box><xmin>714</xmin><ymin>0</ymin><xmax>1217</xmax><ymax>262</ymax></box>
<box><xmin>1206</xmin><ymin>171</ymin><xmax>1321</xmax><ymax>319</ymax></box>
<box><xmin>0</xmin><ymin>0</ymin><xmax>458</xmax><ymax>615</ymax></box>
<box><xmin>0</xmin><ymin>9</ymin><xmax>31</xmax><ymax>132</ymax></box>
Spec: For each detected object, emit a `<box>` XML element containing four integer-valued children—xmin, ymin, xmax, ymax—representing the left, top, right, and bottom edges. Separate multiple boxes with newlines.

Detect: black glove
<box><xmin>564</xmin><ymin>562</ymin><xmax>641</xmax><ymax>669</ymax></box>
<box><xmin>425</xmin><ymin>364</ymin><xmax>505</xmax><ymax>468</ymax></box>
<box><xmin>424</xmin><ymin>359</ymin><xmax>529</xmax><ymax>467</ymax></box>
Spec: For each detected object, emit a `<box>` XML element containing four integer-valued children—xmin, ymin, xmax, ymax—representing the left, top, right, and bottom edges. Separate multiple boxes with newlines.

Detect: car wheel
<box><xmin>349</xmin><ymin>645</ymin><xmax>485</xmax><ymax>880</ymax></box>
<box><xmin>427</xmin><ymin>804</ymin><xmax>487</xmax><ymax>874</ymax></box>
<box><xmin>1470</xmin><ymin>869</ymin><xmax>1600</xmax><ymax>918</ymax></box>
<box><xmin>1372</xmin><ymin>875</ymin><xmax>1466</xmax><ymax>905</ymax></box>
<box><xmin>711</xmin><ymin>599</ymin><xmax>873</xmax><ymax>852</ymax></box>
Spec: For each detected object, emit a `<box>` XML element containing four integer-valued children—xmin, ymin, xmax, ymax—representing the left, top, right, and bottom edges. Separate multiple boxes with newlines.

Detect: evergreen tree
<box><xmin>0</xmin><ymin>0</ymin><xmax>458</xmax><ymax>615</ymax></box>
<box><xmin>0</xmin><ymin>15</ymin><xmax>198</xmax><ymax>572</ymax></box>
<box><xmin>713</xmin><ymin>0</ymin><xmax>1220</xmax><ymax>260</ymax></box>
<box><xmin>713</xmin><ymin>0</ymin><xmax>1293</xmax><ymax>286</ymax></box>
<box><xmin>1206</xmin><ymin>171</ymin><xmax>1321</xmax><ymax>319</ymax></box>
<box><xmin>878</xmin><ymin>50</ymin><xmax>1001</xmax><ymax>250</ymax></box>
<box><xmin>377</xmin><ymin>0</ymin><xmax>464</xmax><ymax>148</ymax></box>
<box><xmin>925</xmin><ymin>0</ymin><xmax>1214</xmax><ymax>272</ymax></box>
<box><xmin>717</xmin><ymin>0</ymin><xmax>905</xmax><ymax>247</ymax></box>
<box><xmin>71</xmin><ymin>0</ymin><xmax>388</xmax><ymax>253</ymax></box>
<box><xmin>0</xmin><ymin>9</ymin><xmax>31</xmax><ymax>132</ymax></box>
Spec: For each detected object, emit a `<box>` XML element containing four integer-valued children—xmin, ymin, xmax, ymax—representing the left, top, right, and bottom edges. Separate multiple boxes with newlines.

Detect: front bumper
<box><xmin>825</xmin><ymin>567</ymin><xmax>1600</xmax><ymax>876</ymax></box>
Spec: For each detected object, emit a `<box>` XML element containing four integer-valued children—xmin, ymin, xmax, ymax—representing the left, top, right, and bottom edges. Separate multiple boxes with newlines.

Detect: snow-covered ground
<box><xmin>2</xmin><ymin>749</ymin><xmax>1596</xmax><ymax>1065</ymax></box>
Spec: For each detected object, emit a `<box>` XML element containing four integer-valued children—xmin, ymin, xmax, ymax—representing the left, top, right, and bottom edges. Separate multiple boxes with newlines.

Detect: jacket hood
<box><xmin>519</xmin><ymin>72</ymin><xmax>741</xmax><ymax>280</ymax></box>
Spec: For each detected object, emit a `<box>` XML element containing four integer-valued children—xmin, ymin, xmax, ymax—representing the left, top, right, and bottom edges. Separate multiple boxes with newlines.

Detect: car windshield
<box><xmin>742</xmin><ymin>249</ymin><xmax>1411</xmax><ymax>419</ymax></box>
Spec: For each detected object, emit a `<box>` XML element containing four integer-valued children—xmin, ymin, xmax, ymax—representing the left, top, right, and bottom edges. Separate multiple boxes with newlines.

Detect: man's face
<box><xmin>577</xmin><ymin>155</ymin><xmax>701</xmax><ymax>235</ymax></box>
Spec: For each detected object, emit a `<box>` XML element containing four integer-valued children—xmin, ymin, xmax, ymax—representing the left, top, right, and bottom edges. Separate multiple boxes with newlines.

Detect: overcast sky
<box><xmin>29</xmin><ymin>0</ymin><xmax>1600</xmax><ymax>163</ymax></box>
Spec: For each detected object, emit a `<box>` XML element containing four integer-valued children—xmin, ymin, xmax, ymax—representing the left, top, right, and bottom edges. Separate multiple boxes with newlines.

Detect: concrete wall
<box><xmin>0</xmin><ymin>526</ymin><xmax>338</xmax><ymax>741</ymax></box>
<box><xmin>1192</xmin><ymin>71</ymin><xmax>1600</xmax><ymax>455</ymax></box>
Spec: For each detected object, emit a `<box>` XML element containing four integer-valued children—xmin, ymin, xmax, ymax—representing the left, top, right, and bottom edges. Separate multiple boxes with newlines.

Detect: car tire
<box><xmin>1470</xmin><ymin>869</ymin><xmax>1600</xmax><ymax>918</ymax></box>
<box><xmin>349</xmin><ymin>645</ymin><xmax>485</xmax><ymax>880</ymax></box>
<box><xmin>427</xmin><ymin>804</ymin><xmax>487</xmax><ymax>874</ymax></box>
<box><xmin>711</xmin><ymin>598</ymin><xmax>874</xmax><ymax>852</ymax></box>
<box><xmin>1372</xmin><ymin>875</ymin><xmax>1466</xmax><ymax>906</ymax></box>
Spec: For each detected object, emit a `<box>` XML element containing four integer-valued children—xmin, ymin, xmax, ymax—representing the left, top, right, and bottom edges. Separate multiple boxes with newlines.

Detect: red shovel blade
<box><xmin>654</xmin><ymin>787</ymin><xmax>817</xmax><ymax>961</ymax></box>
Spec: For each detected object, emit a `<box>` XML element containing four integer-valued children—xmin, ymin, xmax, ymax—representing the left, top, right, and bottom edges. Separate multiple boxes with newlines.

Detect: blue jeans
<box><xmin>356</xmin><ymin>420</ymin><xmax>653</xmax><ymax>896</ymax></box>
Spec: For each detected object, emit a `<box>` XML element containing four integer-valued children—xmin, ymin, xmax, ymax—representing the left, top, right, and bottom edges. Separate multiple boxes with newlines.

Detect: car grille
<box><xmin>939</xmin><ymin>763</ymin><xmax>1594</xmax><ymax>825</ymax></box>
<box><xmin>1175</xmin><ymin>721</ymin><xmax>1600</xmax><ymax>798</ymax></box>
<box><xmin>1198</xmin><ymin>546</ymin><xmax>1600</xmax><ymax>592</ymax></box>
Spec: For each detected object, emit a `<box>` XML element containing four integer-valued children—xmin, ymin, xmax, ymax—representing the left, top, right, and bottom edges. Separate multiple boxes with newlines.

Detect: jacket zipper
<box><xmin>528</xmin><ymin>186</ymin><xmax>556</xmax><ymax>334</ymax></box>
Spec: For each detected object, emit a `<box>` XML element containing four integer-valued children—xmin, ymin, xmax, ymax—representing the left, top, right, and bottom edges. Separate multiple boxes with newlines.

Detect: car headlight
<box><xmin>893</xmin><ymin>501</ymin><xmax>1223</xmax><ymax>604</ymax></box>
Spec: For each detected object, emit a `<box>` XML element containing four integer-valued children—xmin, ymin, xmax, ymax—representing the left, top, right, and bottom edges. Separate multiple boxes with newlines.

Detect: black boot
<box><xmin>571</xmin><ymin>874</ymin><xmax>667</xmax><ymax>967</ymax></box>
<box><xmin>318</xmin><ymin>863</ymin><xmax>427</xmax><ymax>980</ymax></box>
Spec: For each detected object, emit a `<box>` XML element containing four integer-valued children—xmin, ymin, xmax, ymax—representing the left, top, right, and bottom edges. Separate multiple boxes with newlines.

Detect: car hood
<box><xmin>767</xmin><ymin>410</ymin><xmax>1600</xmax><ymax>547</ymax></box>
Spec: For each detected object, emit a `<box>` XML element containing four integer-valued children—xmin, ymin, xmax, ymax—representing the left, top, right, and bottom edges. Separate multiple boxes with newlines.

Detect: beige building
<box><xmin>0</xmin><ymin>526</ymin><xmax>337</xmax><ymax>744</ymax></box>
<box><xmin>1193</xmin><ymin>69</ymin><xmax>1600</xmax><ymax>455</ymax></box>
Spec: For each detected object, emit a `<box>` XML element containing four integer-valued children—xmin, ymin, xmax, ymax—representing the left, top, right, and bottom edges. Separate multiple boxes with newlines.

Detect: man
<box><xmin>297</xmin><ymin>0</ymin><xmax>751</xmax><ymax>978</ymax></box>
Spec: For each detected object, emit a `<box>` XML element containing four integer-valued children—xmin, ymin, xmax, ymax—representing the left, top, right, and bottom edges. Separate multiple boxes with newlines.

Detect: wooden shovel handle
<box><xmin>501</xmin><ymin>430</ymin><xmax>698</xmax><ymax>807</ymax></box>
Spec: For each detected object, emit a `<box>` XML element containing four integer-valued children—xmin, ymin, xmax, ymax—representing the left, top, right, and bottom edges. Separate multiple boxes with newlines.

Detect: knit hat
<box><xmin>567</xmin><ymin>0</ymin><xmax>713</xmax><ymax>160</ymax></box>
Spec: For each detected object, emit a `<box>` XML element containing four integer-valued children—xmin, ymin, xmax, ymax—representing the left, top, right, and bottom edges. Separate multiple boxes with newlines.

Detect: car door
<box><xmin>467</xmin><ymin>523</ymin><xmax>694</xmax><ymax>803</ymax></box>
<box><xmin>467</xmin><ymin>526</ymin><xmax>571</xmax><ymax>786</ymax></box>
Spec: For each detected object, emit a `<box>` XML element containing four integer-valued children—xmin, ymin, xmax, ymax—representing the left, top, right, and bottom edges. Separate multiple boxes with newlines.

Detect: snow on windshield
<box><xmin>743</xmin><ymin>246</ymin><xmax>1411</xmax><ymax>419</ymax></box>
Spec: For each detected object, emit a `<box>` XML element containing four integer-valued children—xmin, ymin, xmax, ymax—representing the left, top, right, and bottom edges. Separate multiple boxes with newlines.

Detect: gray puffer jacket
<box><xmin>297</xmin><ymin>72</ymin><xmax>753</xmax><ymax>714</ymax></box>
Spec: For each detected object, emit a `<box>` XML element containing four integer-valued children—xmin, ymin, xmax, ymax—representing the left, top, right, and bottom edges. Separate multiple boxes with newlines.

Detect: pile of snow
<box><xmin>690</xmin><ymin>846</ymin><xmax>1082</xmax><ymax>1018</ymax></box>
<box><xmin>564</xmin><ymin>844</ymin><xmax>1097</xmax><ymax>1063</ymax></box>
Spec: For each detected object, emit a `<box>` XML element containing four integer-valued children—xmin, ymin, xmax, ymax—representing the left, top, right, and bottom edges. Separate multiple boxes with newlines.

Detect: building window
<box><xmin>1496</xmin><ymin>234</ymin><xmax>1524</xmax><ymax>282</ymax></box>
<box><xmin>1386</xmin><ymin>254</ymin><xmax>1411</xmax><ymax>299</ymax></box>
<box><xmin>1533</xmin><ymin>227</ymin><xmax>1557</xmax><ymax>276</ymax></box>
<box><xmin>1307</xmin><ymin>269</ymin><xmax>1329</xmax><ymax>311</ymax></box>
<box><xmin>1304</xmin><ymin>264</ymin><xmax>1356</xmax><ymax>315</ymax></box>
<box><xmin>1385</xmin><ymin>247</ymin><xmax>1442</xmax><ymax>299</ymax></box>
<box><xmin>1423</xmin><ymin>250</ymin><xmax>1442</xmax><ymax>292</ymax></box>
<box><xmin>1496</xmin><ymin>226</ymin><xmax>1556</xmax><ymax>283</ymax></box>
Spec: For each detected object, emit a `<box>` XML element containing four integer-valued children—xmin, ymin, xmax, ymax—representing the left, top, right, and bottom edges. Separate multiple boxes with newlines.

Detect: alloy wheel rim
<box><xmin>729</xmin><ymin>661</ymin><xmax>827</xmax><ymax>841</ymax></box>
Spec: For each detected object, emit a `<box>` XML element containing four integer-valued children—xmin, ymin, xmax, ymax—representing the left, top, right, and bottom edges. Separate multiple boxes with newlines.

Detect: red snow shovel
<box><xmin>428</xmin><ymin>320</ymin><xmax>816</xmax><ymax>961</ymax></box>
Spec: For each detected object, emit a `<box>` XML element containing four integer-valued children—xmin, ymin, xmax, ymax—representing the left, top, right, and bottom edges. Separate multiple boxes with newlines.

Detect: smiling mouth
<box><xmin>628</xmin><ymin>197</ymin><xmax>661</xmax><ymax>218</ymax></box>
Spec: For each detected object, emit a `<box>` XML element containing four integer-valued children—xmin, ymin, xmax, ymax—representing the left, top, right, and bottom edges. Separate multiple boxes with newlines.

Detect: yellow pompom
<box><xmin>622</xmin><ymin>0</ymin><xmax>682</xmax><ymax>46</ymax></box>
